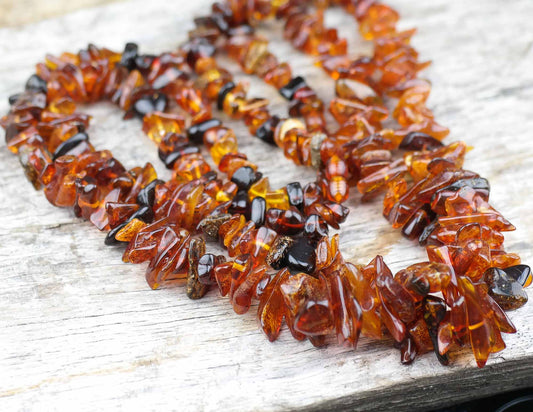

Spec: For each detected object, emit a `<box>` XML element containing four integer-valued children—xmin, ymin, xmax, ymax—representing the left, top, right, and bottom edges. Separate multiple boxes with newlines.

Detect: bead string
<box><xmin>2</xmin><ymin>0</ymin><xmax>531</xmax><ymax>368</ymax></box>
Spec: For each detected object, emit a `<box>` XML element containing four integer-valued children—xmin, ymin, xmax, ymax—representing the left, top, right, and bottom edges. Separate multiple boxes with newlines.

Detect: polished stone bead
<box><xmin>303</xmin><ymin>214</ymin><xmax>328</xmax><ymax>243</ymax></box>
<box><xmin>266</xmin><ymin>236</ymin><xmax>293</xmax><ymax>270</ymax></box>
<box><xmin>279</xmin><ymin>76</ymin><xmax>306</xmax><ymax>100</ymax></box>
<box><xmin>187</xmin><ymin>118</ymin><xmax>222</xmax><ymax>144</ymax></box>
<box><xmin>229</xmin><ymin>190</ymin><xmax>249</xmax><ymax>215</ymax></box>
<box><xmin>254</xmin><ymin>116</ymin><xmax>280</xmax><ymax>146</ymax></box>
<box><xmin>249</xmin><ymin>196</ymin><xmax>266</xmax><ymax>227</ymax></box>
<box><xmin>286</xmin><ymin>238</ymin><xmax>316</xmax><ymax>274</ymax></box>
<box><xmin>120</xmin><ymin>42</ymin><xmax>139</xmax><ymax>70</ymax></box>
<box><xmin>502</xmin><ymin>264</ymin><xmax>532</xmax><ymax>287</ymax></box>
<box><xmin>399</xmin><ymin>132</ymin><xmax>443</xmax><ymax>151</ymax></box>
<box><xmin>132</xmin><ymin>94</ymin><xmax>167</xmax><ymax>118</ymax></box>
<box><xmin>136</xmin><ymin>179</ymin><xmax>164</xmax><ymax>207</ymax></box>
<box><xmin>286</xmin><ymin>182</ymin><xmax>304</xmax><ymax>210</ymax></box>
<box><xmin>231</xmin><ymin>166</ymin><xmax>260</xmax><ymax>190</ymax></box>
<box><xmin>217</xmin><ymin>81</ymin><xmax>235</xmax><ymax>110</ymax></box>
<box><xmin>52</xmin><ymin>132</ymin><xmax>89</xmax><ymax>160</ymax></box>
<box><xmin>483</xmin><ymin>267</ymin><xmax>528</xmax><ymax>310</ymax></box>
<box><xmin>25</xmin><ymin>74</ymin><xmax>48</xmax><ymax>94</ymax></box>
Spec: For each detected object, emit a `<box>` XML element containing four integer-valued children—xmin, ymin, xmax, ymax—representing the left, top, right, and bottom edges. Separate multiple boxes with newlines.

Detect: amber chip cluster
<box><xmin>2</xmin><ymin>0</ymin><xmax>530</xmax><ymax>368</ymax></box>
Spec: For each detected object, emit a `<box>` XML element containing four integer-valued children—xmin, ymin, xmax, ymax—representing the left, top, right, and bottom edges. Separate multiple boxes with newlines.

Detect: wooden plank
<box><xmin>0</xmin><ymin>0</ymin><xmax>532</xmax><ymax>410</ymax></box>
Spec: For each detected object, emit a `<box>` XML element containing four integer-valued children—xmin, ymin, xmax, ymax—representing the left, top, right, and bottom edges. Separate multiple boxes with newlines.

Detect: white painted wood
<box><xmin>0</xmin><ymin>1</ymin><xmax>532</xmax><ymax>410</ymax></box>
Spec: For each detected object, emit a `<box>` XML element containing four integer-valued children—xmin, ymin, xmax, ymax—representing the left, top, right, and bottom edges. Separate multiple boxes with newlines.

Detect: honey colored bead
<box><xmin>257</xmin><ymin>268</ymin><xmax>291</xmax><ymax>341</ymax></box>
<box><xmin>248</xmin><ymin>176</ymin><xmax>270</xmax><ymax>200</ymax></box>
<box><xmin>142</xmin><ymin>112</ymin><xmax>186</xmax><ymax>143</ymax></box>
<box><xmin>265</xmin><ymin>188</ymin><xmax>290</xmax><ymax>210</ymax></box>
<box><xmin>115</xmin><ymin>218</ymin><xmax>147</xmax><ymax>242</ymax></box>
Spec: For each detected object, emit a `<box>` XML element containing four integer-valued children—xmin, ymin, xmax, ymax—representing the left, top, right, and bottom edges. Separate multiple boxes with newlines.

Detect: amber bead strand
<box><xmin>182</xmin><ymin>0</ymin><xmax>531</xmax><ymax>365</ymax></box>
<box><xmin>2</xmin><ymin>9</ymin><xmax>532</xmax><ymax>367</ymax></box>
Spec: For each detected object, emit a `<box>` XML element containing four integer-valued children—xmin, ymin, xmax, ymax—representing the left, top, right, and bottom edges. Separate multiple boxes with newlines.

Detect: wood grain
<box><xmin>0</xmin><ymin>0</ymin><xmax>532</xmax><ymax>411</ymax></box>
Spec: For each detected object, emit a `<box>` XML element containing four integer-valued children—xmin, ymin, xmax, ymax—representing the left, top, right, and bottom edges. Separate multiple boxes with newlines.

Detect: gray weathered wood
<box><xmin>0</xmin><ymin>0</ymin><xmax>532</xmax><ymax>411</ymax></box>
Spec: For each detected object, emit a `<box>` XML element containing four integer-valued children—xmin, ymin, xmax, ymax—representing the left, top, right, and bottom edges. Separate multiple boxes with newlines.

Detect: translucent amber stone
<box><xmin>115</xmin><ymin>218</ymin><xmax>147</xmax><ymax>242</ymax></box>
<box><xmin>258</xmin><ymin>268</ymin><xmax>291</xmax><ymax>341</ymax></box>
<box><xmin>265</xmin><ymin>188</ymin><xmax>290</xmax><ymax>210</ymax></box>
<box><xmin>142</xmin><ymin>112</ymin><xmax>186</xmax><ymax>144</ymax></box>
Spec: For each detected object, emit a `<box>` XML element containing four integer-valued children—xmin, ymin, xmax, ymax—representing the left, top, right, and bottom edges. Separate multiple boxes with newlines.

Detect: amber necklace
<box><xmin>2</xmin><ymin>0</ymin><xmax>531</xmax><ymax>368</ymax></box>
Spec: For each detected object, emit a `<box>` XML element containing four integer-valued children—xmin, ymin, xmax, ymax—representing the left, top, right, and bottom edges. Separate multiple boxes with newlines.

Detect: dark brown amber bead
<box><xmin>399</xmin><ymin>131</ymin><xmax>443</xmax><ymax>151</ymax></box>
<box><xmin>286</xmin><ymin>181</ymin><xmax>304</xmax><ymax>210</ymax></box>
<box><xmin>423</xmin><ymin>296</ymin><xmax>449</xmax><ymax>365</ymax></box>
<box><xmin>198</xmin><ymin>253</ymin><xmax>226</xmax><ymax>285</ymax></box>
<box><xmin>502</xmin><ymin>265</ymin><xmax>532</xmax><ymax>287</ymax></box>
<box><xmin>249</xmin><ymin>196</ymin><xmax>266</xmax><ymax>227</ymax></box>
<box><xmin>303</xmin><ymin>214</ymin><xmax>328</xmax><ymax>243</ymax></box>
<box><xmin>286</xmin><ymin>238</ymin><xmax>316</xmax><ymax>274</ymax></box>
<box><xmin>483</xmin><ymin>267</ymin><xmax>528</xmax><ymax>310</ymax></box>
<box><xmin>265</xmin><ymin>207</ymin><xmax>304</xmax><ymax>236</ymax></box>
<box><xmin>401</xmin><ymin>204</ymin><xmax>435</xmax><ymax>240</ymax></box>
<box><xmin>187</xmin><ymin>118</ymin><xmax>222</xmax><ymax>143</ymax></box>
<box><xmin>187</xmin><ymin>237</ymin><xmax>209</xmax><ymax>299</ymax></box>
<box><xmin>230</xmin><ymin>166</ymin><xmax>261</xmax><ymax>190</ymax></box>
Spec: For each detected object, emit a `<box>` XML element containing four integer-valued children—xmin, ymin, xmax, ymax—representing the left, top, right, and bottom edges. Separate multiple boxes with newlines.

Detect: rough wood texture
<box><xmin>1</xmin><ymin>1</ymin><xmax>532</xmax><ymax>410</ymax></box>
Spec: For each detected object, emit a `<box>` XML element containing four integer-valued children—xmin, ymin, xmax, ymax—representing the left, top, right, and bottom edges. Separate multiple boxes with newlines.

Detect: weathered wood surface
<box><xmin>1</xmin><ymin>0</ymin><xmax>532</xmax><ymax>410</ymax></box>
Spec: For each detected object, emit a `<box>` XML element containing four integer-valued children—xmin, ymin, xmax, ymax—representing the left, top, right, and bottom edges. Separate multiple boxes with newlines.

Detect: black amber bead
<box><xmin>52</xmin><ymin>132</ymin><xmax>89</xmax><ymax>160</ymax></box>
<box><xmin>502</xmin><ymin>265</ymin><xmax>532</xmax><ymax>287</ymax></box>
<box><xmin>434</xmin><ymin>177</ymin><xmax>490</xmax><ymax>201</ymax></box>
<box><xmin>229</xmin><ymin>190</ymin><xmax>249</xmax><ymax>215</ymax></box>
<box><xmin>279</xmin><ymin>76</ymin><xmax>306</xmax><ymax>100</ymax></box>
<box><xmin>137</xmin><ymin>179</ymin><xmax>164</xmax><ymax>207</ymax></box>
<box><xmin>120</xmin><ymin>43</ymin><xmax>139</xmax><ymax>71</ymax></box>
<box><xmin>134</xmin><ymin>54</ymin><xmax>156</xmax><ymax>75</ymax></box>
<box><xmin>418</xmin><ymin>218</ymin><xmax>439</xmax><ymax>246</ymax></box>
<box><xmin>286</xmin><ymin>238</ymin><xmax>316</xmax><ymax>274</ymax></box>
<box><xmin>104</xmin><ymin>222</ymin><xmax>128</xmax><ymax>245</ymax></box>
<box><xmin>286</xmin><ymin>182</ymin><xmax>304</xmax><ymax>210</ymax></box>
<box><xmin>211</xmin><ymin>12</ymin><xmax>229</xmax><ymax>34</ymax></box>
<box><xmin>131</xmin><ymin>205</ymin><xmax>155</xmax><ymax>223</ymax></box>
<box><xmin>187</xmin><ymin>118</ymin><xmax>222</xmax><ymax>144</ymax></box>
<box><xmin>25</xmin><ymin>74</ymin><xmax>48</xmax><ymax>94</ymax></box>
<box><xmin>198</xmin><ymin>254</ymin><xmax>225</xmax><ymax>285</ymax></box>
<box><xmin>231</xmin><ymin>166</ymin><xmax>260</xmax><ymax>190</ymax></box>
<box><xmin>254</xmin><ymin>116</ymin><xmax>280</xmax><ymax>146</ymax></box>
<box><xmin>8</xmin><ymin>93</ymin><xmax>21</xmax><ymax>105</ymax></box>
<box><xmin>401</xmin><ymin>204</ymin><xmax>435</xmax><ymax>241</ymax></box>
<box><xmin>249</xmin><ymin>196</ymin><xmax>266</xmax><ymax>227</ymax></box>
<box><xmin>132</xmin><ymin>94</ymin><xmax>167</xmax><ymax>118</ymax></box>
<box><xmin>399</xmin><ymin>132</ymin><xmax>443</xmax><ymax>151</ymax></box>
<box><xmin>217</xmin><ymin>81</ymin><xmax>235</xmax><ymax>110</ymax></box>
<box><xmin>303</xmin><ymin>214</ymin><xmax>328</xmax><ymax>243</ymax></box>
<box><xmin>159</xmin><ymin>146</ymin><xmax>200</xmax><ymax>169</ymax></box>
